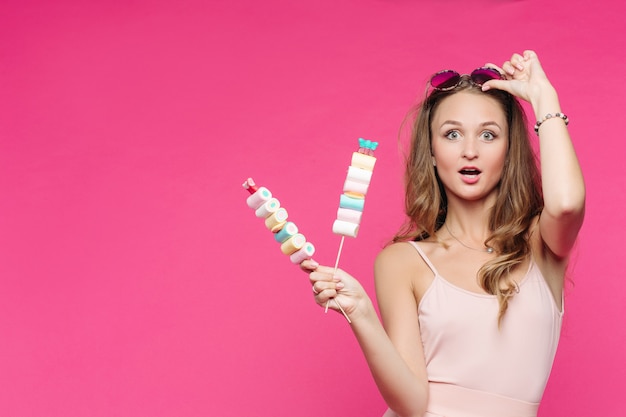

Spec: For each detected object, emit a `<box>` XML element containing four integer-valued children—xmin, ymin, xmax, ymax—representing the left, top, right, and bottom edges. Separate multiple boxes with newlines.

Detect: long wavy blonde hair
<box><xmin>393</xmin><ymin>76</ymin><xmax>543</xmax><ymax>324</ymax></box>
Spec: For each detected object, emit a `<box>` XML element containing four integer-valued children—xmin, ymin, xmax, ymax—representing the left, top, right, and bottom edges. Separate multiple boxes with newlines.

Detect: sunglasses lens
<box><xmin>471</xmin><ymin>68</ymin><xmax>502</xmax><ymax>85</ymax></box>
<box><xmin>431</xmin><ymin>70</ymin><xmax>460</xmax><ymax>90</ymax></box>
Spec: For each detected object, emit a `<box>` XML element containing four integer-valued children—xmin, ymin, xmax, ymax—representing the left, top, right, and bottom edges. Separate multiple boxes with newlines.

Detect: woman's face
<box><xmin>430</xmin><ymin>91</ymin><xmax>508</xmax><ymax>204</ymax></box>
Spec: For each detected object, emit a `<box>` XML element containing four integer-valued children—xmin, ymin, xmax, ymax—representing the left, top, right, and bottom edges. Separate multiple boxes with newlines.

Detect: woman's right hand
<box><xmin>300</xmin><ymin>259</ymin><xmax>372</xmax><ymax>322</ymax></box>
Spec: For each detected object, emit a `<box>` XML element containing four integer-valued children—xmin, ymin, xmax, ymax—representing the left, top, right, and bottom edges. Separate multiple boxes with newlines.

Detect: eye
<box><xmin>445</xmin><ymin>130</ymin><xmax>461</xmax><ymax>140</ymax></box>
<box><xmin>480</xmin><ymin>131</ymin><xmax>496</xmax><ymax>141</ymax></box>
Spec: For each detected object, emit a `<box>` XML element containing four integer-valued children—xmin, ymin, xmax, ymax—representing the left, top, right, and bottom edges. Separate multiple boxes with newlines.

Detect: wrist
<box><xmin>348</xmin><ymin>295</ymin><xmax>377</xmax><ymax>324</ymax></box>
<box><xmin>534</xmin><ymin>112</ymin><xmax>569</xmax><ymax>134</ymax></box>
<box><xmin>529</xmin><ymin>82</ymin><xmax>559</xmax><ymax>118</ymax></box>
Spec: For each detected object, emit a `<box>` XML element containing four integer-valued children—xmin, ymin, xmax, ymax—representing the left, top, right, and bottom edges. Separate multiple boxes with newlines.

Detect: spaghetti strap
<box><xmin>407</xmin><ymin>241</ymin><xmax>439</xmax><ymax>276</ymax></box>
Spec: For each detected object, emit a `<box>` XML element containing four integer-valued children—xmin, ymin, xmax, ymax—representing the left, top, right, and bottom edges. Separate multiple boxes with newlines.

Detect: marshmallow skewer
<box><xmin>326</xmin><ymin>138</ymin><xmax>379</xmax><ymax>314</ymax></box>
<box><xmin>242</xmin><ymin>177</ymin><xmax>351</xmax><ymax>323</ymax></box>
<box><xmin>243</xmin><ymin>177</ymin><xmax>316</xmax><ymax>263</ymax></box>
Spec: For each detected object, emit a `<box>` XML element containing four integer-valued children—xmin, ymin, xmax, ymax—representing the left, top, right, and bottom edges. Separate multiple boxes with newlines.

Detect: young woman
<box><xmin>301</xmin><ymin>50</ymin><xmax>585</xmax><ymax>417</ymax></box>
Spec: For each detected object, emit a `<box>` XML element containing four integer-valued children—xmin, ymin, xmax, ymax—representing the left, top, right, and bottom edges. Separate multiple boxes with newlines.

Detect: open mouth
<box><xmin>459</xmin><ymin>168</ymin><xmax>481</xmax><ymax>177</ymax></box>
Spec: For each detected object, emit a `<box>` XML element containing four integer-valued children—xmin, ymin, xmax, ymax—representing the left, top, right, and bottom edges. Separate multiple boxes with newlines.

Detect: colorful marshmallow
<box><xmin>243</xmin><ymin>177</ymin><xmax>316</xmax><ymax>264</ymax></box>
<box><xmin>289</xmin><ymin>242</ymin><xmax>316</xmax><ymax>264</ymax></box>
<box><xmin>332</xmin><ymin>138</ymin><xmax>378</xmax><ymax>238</ymax></box>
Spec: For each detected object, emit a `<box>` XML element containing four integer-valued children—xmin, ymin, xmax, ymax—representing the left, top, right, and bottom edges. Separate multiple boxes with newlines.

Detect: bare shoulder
<box><xmin>375</xmin><ymin>242</ymin><xmax>425</xmax><ymax>282</ymax></box>
<box><xmin>374</xmin><ymin>241</ymin><xmax>435</xmax><ymax>306</ymax></box>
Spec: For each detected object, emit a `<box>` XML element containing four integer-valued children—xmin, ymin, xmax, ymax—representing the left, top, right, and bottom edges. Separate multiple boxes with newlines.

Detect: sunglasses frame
<box><xmin>430</xmin><ymin>67</ymin><xmax>503</xmax><ymax>91</ymax></box>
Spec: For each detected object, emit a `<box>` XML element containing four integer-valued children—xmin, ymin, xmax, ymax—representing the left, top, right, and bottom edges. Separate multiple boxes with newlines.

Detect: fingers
<box><xmin>500</xmin><ymin>50</ymin><xmax>539</xmax><ymax>76</ymax></box>
<box><xmin>523</xmin><ymin>49</ymin><xmax>537</xmax><ymax>60</ymax></box>
<box><xmin>311</xmin><ymin>279</ymin><xmax>345</xmax><ymax>301</ymax></box>
<box><xmin>301</xmin><ymin>260</ymin><xmax>343</xmax><ymax>298</ymax></box>
<box><xmin>300</xmin><ymin>259</ymin><xmax>342</xmax><ymax>276</ymax></box>
<box><xmin>308</xmin><ymin>264</ymin><xmax>346</xmax><ymax>306</ymax></box>
<box><xmin>481</xmin><ymin>51</ymin><xmax>535</xmax><ymax>94</ymax></box>
<box><xmin>486</xmin><ymin>52</ymin><xmax>528</xmax><ymax>79</ymax></box>
<box><xmin>510</xmin><ymin>53</ymin><xmax>525</xmax><ymax>70</ymax></box>
<box><xmin>299</xmin><ymin>259</ymin><xmax>319</xmax><ymax>272</ymax></box>
<box><xmin>499</xmin><ymin>56</ymin><xmax>523</xmax><ymax>77</ymax></box>
<box><xmin>311</xmin><ymin>277</ymin><xmax>344</xmax><ymax>309</ymax></box>
<box><xmin>300</xmin><ymin>259</ymin><xmax>345</xmax><ymax>291</ymax></box>
<box><xmin>484</xmin><ymin>62</ymin><xmax>505</xmax><ymax>76</ymax></box>
<box><xmin>481</xmin><ymin>78</ymin><xmax>506</xmax><ymax>92</ymax></box>
<box><xmin>309</xmin><ymin>267</ymin><xmax>342</xmax><ymax>286</ymax></box>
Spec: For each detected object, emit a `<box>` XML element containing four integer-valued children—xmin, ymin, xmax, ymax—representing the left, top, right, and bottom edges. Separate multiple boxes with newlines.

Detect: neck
<box><xmin>442</xmin><ymin>197</ymin><xmax>494</xmax><ymax>250</ymax></box>
<box><xmin>444</xmin><ymin>221</ymin><xmax>494</xmax><ymax>254</ymax></box>
<box><xmin>444</xmin><ymin>206</ymin><xmax>491</xmax><ymax>239</ymax></box>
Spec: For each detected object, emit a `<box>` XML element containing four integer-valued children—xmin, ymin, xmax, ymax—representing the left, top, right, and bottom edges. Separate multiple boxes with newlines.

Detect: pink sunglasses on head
<box><xmin>430</xmin><ymin>67</ymin><xmax>503</xmax><ymax>91</ymax></box>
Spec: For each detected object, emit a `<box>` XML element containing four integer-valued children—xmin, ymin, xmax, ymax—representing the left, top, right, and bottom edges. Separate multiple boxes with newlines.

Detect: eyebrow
<box><xmin>439</xmin><ymin>120</ymin><xmax>503</xmax><ymax>129</ymax></box>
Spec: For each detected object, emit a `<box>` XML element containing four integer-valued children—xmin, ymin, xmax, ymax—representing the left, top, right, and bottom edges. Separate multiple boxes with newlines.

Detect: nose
<box><xmin>462</xmin><ymin>138</ymin><xmax>478</xmax><ymax>159</ymax></box>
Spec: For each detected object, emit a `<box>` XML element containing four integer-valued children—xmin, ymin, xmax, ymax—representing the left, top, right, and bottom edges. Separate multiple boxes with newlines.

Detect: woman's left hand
<box><xmin>482</xmin><ymin>50</ymin><xmax>555</xmax><ymax>105</ymax></box>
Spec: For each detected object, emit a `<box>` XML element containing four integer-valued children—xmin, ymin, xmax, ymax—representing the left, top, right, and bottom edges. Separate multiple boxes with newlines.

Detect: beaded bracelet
<box><xmin>534</xmin><ymin>112</ymin><xmax>569</xmax><ymax>134</ymax></box>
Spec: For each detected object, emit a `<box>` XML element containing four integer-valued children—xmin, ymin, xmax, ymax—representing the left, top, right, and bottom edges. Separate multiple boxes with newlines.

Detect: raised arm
<box><xmin>484</xmin><ymin>50</ymin><xmax>585</xmax><ymax>259</ymax></box>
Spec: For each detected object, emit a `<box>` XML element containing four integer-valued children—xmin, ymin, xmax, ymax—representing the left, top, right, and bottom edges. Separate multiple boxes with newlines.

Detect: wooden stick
<box><xmin>325</xmin><ymin>235</ymin><xmax>346</xmax><ymax>316</ymax></box>
<box><xmin>334</xmin><ymin>298</ymin><xmax>351</xmax><ymax>323</ymax></box>
<box><xmin>333</xmin><ymin>235</ymin><xmax>346</xmax><ymax>273</ymax></box>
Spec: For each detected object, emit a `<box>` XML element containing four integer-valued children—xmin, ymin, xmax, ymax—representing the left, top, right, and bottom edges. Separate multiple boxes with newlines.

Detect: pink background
<box><xmin>1</xmin><ymin>0</ymin><xmax>624</xmax><ymax>415</ymax></box>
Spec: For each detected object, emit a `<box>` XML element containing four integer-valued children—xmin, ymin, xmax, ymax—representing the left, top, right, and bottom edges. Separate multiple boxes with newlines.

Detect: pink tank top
<box><xmin>409</xmin><ymin>241</ymin><xmax>563</xmax><ymax>404</ymax></box>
